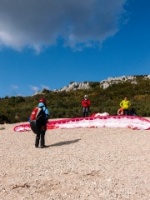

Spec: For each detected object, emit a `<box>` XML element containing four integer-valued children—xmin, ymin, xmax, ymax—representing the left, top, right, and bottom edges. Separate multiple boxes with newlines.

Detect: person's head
<box><xmin>84</xmin><ymin>95</ymin><xmax>88</xmax><ymax>100</ymax></box>
<box><xmin>124</xmin><ymin>97</ymin><xmax>127</xmax><ymax>100</ymax></box>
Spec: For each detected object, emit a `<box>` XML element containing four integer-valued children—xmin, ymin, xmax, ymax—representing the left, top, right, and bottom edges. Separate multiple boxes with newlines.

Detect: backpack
<box><xmin>29</xmin><ymin>107</ymin><xmax>45</xmax><ymax>134</ymax></box>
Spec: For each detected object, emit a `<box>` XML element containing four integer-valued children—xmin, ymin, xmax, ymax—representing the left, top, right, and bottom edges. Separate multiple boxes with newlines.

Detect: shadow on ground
<box><xmin>48</xmin><ymin>139</ymin><xmax>81</xmax><ymax>147</ymax></box>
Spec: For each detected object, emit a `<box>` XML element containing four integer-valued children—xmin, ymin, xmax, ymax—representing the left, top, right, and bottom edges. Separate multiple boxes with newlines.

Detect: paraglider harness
<box><xmin>29</xmin><ymin>107</ymin><xmax>46</xmax><ymax>134</ymax></box>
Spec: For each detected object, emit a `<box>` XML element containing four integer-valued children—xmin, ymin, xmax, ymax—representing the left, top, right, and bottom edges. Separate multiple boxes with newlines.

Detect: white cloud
<box><xmin>0</xmin><ymin>0</ymin><xmax>128</xmax><ymax>51</ymax></box>
<box><xmin>29</xmin><ymin>85</ymin><xmax>50</xmax><ymax>95</ymax></box>
<box><xmin>29</xmin><ymin>85</ymin><xmax>39</xmax><ymax>93</ymax></box>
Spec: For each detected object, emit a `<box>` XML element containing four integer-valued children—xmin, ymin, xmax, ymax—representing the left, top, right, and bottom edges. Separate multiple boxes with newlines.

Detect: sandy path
<box><xmin>0</xmin><ymin>122</ymin><xmax>150</xmax><ymax>200</ymax></box>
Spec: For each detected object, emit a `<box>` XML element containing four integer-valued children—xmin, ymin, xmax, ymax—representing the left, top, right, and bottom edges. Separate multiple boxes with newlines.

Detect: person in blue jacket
<box><xmin>35</xmin><ymin>98</ymin><xmax>50</xmax><ymax>148</ymax></box>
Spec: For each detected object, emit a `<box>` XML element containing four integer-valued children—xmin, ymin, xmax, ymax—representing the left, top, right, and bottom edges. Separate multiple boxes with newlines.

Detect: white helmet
<box><xmin>84</xmin><ymin>95</ymin><xmax>88</xmax><ymax>99</ymax></box>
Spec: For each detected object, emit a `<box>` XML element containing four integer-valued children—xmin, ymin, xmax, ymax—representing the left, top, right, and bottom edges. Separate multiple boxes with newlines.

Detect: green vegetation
<box><xmin>0</xmin><ymin>76</ymin><xmax>150</xmax><ymax>124</ymax></box>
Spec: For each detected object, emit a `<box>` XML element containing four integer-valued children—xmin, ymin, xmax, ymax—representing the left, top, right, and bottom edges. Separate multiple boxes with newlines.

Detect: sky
<box><xmin>0</xmin><ymin>0</ymin><xmax>150</xmax><ymax>97</ymax></box>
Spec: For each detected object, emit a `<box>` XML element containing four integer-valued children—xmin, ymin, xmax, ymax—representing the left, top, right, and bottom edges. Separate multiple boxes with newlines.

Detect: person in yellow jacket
<box><xmin>120</xmin><ymin>97</ymin><xmax>131</xmax><ymax>115</ymax></box>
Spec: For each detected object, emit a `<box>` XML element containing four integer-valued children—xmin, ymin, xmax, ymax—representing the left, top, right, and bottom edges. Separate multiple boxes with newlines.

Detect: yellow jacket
<box><xmin>120</xmin><ymin>100</ymin><xmax>131</xmax><ymax>109</ymax></box>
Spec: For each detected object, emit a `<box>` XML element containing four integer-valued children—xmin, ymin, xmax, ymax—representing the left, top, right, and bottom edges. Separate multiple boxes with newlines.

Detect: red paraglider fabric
<box><xmin>14</xmin><ymin>115</ymin><xmax>150</xmax><ymax>132</ymax></box>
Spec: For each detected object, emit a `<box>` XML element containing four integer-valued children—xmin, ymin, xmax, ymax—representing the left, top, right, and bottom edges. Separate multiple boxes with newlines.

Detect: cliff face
<box><xmin>58</xmin><ymin>75</ymin><xmax>150</xmax><ymax>91</ymax></box>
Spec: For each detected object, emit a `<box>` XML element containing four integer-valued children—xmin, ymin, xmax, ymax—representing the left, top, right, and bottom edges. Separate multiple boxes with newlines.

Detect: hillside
<box><xmin>0</xmin><ymin>75</ymin><xmax>150</xmax><ymax>124</ymax></box>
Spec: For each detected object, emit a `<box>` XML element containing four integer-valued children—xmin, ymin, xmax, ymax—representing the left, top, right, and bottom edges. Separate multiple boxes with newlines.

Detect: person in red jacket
<box><xmin>81</xmin><ymin>95</ymin><xmax>91</xmax><ymax>117</ymax></box>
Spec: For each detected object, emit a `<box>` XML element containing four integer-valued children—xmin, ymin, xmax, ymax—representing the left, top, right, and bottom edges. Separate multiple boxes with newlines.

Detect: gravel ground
<box><xmin>0</xmin><ymin>121</ymin><xmax>150</xmax><ymax>200</ymax></box>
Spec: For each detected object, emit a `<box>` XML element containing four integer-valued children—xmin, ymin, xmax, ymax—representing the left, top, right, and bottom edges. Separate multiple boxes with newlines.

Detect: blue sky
<box><xmin>0</xmin><ymin>0</ymin><xmax>150</xmax><ymax>97</ymax></box>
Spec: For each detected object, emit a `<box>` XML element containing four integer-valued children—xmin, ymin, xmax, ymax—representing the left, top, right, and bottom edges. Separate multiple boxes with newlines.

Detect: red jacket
<box><xmin>81</xmin><ymin>99</ymin><xmax>91</xmax><ymax>107</ymax></box>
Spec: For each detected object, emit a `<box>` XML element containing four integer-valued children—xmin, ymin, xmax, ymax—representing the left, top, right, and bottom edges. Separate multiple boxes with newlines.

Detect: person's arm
<box><xmin>81</xmin><ymin>100</ymin><xmax>86</xmax><ymax>107</ymax></box>
<box><xmin>88</xmin><ymin>100</ymin><xmax>91</xmax><ymax>107</ymax></box>
<box><xmin>128</xmin><ymin>101</ymin><xmax>131</xmax><ymax>108</ymax></box>
<box><xmin>45</xmin><ymin>107</ymin><xmax>50</xmax><ymax>120</ymax></box>
<box><xmin>120</xmin><ymin>101</ymin><xmax>123</xmax><ymax>107</ymax></box>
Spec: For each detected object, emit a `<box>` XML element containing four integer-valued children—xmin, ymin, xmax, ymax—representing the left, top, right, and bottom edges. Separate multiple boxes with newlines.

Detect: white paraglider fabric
<box><xmin>14</xmin><ymin>115</ymin><xmax>150</xmax><ymax>132</ymax></box>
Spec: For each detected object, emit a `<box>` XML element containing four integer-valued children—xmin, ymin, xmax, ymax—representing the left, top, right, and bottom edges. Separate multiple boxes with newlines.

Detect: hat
<box><xmin>39</xmin><ymin>98</ymin><xmax>46</xmax><ymax>104</ymax></box>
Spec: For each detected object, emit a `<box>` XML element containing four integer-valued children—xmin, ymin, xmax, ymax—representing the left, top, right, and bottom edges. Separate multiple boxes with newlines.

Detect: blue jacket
<box><xmin>38</xmin><ymin>102</ymin><xmax>50</xmax><ymax>120</ymax></box>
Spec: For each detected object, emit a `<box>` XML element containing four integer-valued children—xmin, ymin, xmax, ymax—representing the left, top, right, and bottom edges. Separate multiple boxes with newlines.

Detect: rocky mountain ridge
<box><xmin>59</xmin><ymin>75</ymin><xmax>150</xmax><ymax>91</ymax></box>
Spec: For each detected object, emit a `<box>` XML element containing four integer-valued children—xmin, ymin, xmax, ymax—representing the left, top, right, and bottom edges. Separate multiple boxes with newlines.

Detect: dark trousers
<box><xmin>35</xmin><ymin>130</ymin><xmax>45</xmax><ymax>147</ymax></box>
<box><xmin>82</xmin><ymin>107</ymin><xmax>89</xmax><ymax>117</ymax></box>
<box><xmin>124</xmin><ymin>109</ymin><xmax>129</xmax><ymax>116</ymax></box>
